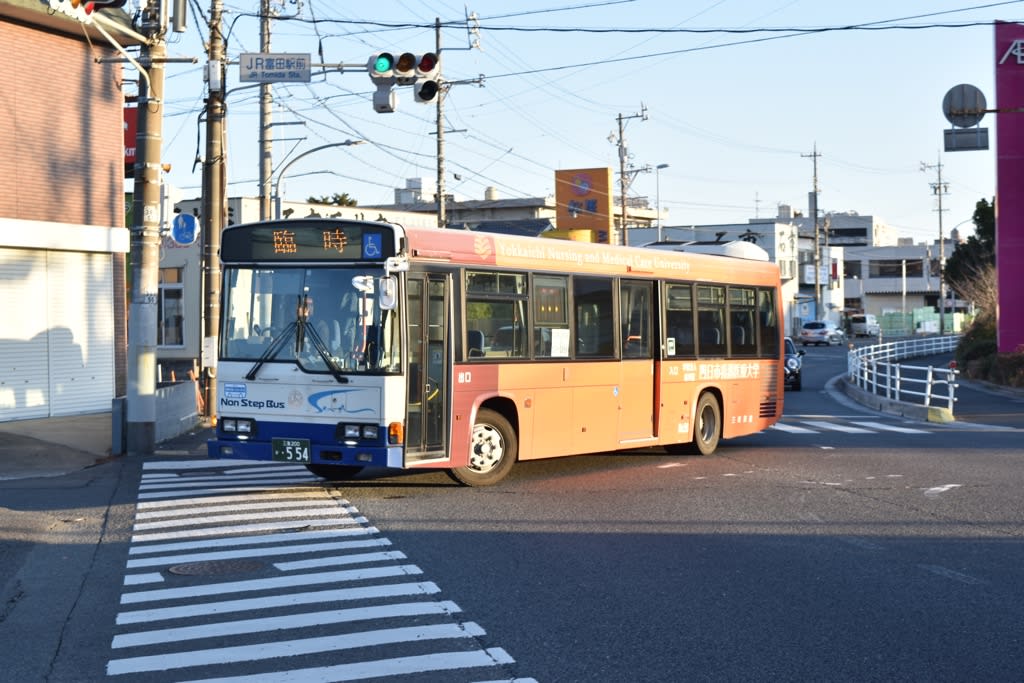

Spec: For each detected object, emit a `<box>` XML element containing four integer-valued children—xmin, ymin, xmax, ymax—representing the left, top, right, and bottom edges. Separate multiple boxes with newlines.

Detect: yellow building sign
<box><xmin>553</xmin><ymin>167</ymin><xmax>614</xmax><ymax>243</ymax></box>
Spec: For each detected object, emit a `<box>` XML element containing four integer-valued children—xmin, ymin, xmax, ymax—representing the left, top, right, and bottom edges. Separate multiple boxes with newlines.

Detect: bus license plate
<box><xmin>272</xmin><ymin>438</ymin><xmax>310</xmax><ymax>463</ymax></box>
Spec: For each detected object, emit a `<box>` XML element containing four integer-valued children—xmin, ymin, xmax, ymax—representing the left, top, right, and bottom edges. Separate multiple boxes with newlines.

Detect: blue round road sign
<box><xmin>170</xmin><ymin>213</ymin><xmax>199</xmax><ymax>245</ymax></box>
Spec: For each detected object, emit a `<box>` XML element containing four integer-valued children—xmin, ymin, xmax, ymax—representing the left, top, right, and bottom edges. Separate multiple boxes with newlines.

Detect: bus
<box><xmin>208</xmin><ymin>218</ymin><xmax>785</xmax><ymax>486</ymax></box>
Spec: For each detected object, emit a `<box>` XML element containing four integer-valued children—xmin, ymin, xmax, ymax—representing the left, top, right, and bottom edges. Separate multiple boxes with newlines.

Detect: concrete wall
<box><xmin>112</xmin><ymin>381</ymin><xmax>200</xmax><ymax>455</ymax></box>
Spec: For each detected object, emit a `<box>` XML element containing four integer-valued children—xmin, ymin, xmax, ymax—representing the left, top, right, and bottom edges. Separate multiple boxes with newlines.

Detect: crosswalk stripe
<box><xmin>116</xmin><ymin>582</ymin><xmax>442</xmax><ymax>625</ymax></box>
<box><xmin>120</xmin><ymin>564</ymin><xmax>423</xmax><ymax>605</ymax></box>
<box><xmin>770</xmin><ymin>423</ymin><xmax>818</xmax><ymax>434</ymax></box>
<box><xmin>799</xmin><ymin>420</ymin><xmax>874</xmax><ymax>433</ymax></box>
<box><xmin>106</xmin><ymin>622</ymin><xmax>487</xmax><ymax>675</ymax></box>
<box><xmin>126</xmin><ymin>537</ymin><xmax>392</xmax><ymax>569</ymax></box>
<box><xmin>176</xmin><ymin>648</ymin><xmax>523</xmax><ymax>683</ymax></box>
<box><xmin>850</xmin><ymin>421</ymin><xmax>929</xmax><ymax>434</ymax></box>
<box><xmin>112</xmin><ymin>600</ymin><xmax>463</xmax><ymax>648</ymax></box>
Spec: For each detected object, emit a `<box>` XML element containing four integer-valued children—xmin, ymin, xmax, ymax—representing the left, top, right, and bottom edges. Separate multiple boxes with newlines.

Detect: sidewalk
<box><xmin>0</xmin><ymin>413</ymin><xmax>213</xmax><ymax>481</ymax></box>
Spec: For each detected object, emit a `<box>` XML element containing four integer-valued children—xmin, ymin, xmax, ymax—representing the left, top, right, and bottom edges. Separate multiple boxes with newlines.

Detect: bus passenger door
<box><xmin>619</xmin><ymin>280</ymin><xmax>655</xmax><ymax>442</ymax></box>
<box><xmin>405</xmin><ymin>274</ymin><xmax>450</xmax><ymax>462</ymax></box>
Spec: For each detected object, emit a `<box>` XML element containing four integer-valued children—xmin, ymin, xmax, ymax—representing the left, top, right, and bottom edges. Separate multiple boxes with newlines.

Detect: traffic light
<box><xmin>413</xmin><ymin>52</ymin><xmax>440</xmax><ymax>103</ymax></box>
<box><xmin>40</xmin><ymin>0</ymin><xmax>89</xmax><ymax>22</ymax></box>
<box><xmin>86</xmin><ymin>0</ymin><xmax>127</xmax><ymax>8</ymax></box>
<box><xmin>40</xmin><ymin>0</ymin><xmax>125</xmax><ymax>22</ymax></box>
<box><xmin>367</xmin><ymin>52</ymin><xmax>398</xmax><ymax>114</ymax></box>
<box><xmin>367</xmin><ymin>51</ymin><xmax>440</xmax><ymax>111</ymax></box>
<box><xmin>393</xmin><ymin>52</ymin><xmax>419</xmax><ymax>85</ymax></box>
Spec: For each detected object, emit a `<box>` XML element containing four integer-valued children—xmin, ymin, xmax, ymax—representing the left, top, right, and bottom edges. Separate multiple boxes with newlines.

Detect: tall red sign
<box><xmin>995</xmin><ymin>22</ymin><xmax>1024</xmax><ymax>353</ymax></box>
<box><xmin>124</xmin><ymin>106</ymin><xmax>137</xmax><ymax>174</ymax></box>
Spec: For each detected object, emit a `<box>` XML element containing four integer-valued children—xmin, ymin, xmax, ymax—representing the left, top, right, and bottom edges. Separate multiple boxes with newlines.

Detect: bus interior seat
<box><xmin>732</xmin><ymin>326</ymin><xmax>746</xmax><ymax>346</ymax></box>
<box><xmin>467</xmin><ymin>329</ymin><xmax>486</xmax><ymax>357</ymax></box>
<box><xmin>701</xmin><ymin>327</ymin><xmax>721</xmax><ymax>345</ymax></box>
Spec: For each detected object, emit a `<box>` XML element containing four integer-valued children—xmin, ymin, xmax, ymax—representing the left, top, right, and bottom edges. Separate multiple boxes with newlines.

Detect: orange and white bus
<box><xmin>208</xmin><ymin>219</ymin><xmax>784</xmax><ymax>486</ymax></box>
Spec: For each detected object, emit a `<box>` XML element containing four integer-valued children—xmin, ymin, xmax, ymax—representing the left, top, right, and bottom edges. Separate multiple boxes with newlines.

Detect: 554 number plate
<box><xmin>272</xmin><ymin>437</ymin><xmax>310</xmax><ymax>463</ymax></box>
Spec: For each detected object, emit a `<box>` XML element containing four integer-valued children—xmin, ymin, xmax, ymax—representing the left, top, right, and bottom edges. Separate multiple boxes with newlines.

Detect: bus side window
<box><xmin>574</xmin><ymin>276</ymin><xmax>614</xmax><ymax>357</ymax></box>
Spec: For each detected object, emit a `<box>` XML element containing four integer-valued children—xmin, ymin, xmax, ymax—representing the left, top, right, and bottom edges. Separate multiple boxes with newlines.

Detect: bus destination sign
<box><xmin>221</xmin><ymin>221</ymin><xmax>396</xmax><ymax>262</ymax></box>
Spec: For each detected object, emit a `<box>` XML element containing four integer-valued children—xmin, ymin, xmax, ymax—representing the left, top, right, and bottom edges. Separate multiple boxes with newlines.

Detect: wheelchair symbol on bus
<box><xmin>363</xmin><ymin>234</ymin><xmax>382</xmax><ymax>258</ymax></box>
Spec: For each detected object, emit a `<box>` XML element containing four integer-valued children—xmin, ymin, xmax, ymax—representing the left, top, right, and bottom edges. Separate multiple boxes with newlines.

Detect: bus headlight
<box><xmin>361</xmin><ymin>425</ymin><xmax>378</xmax><ymax>440</ymax></box>
<box><xmin>222</xmin><ymin>418</ymin><xmax>255</xmax><ymax>434</ymax></box>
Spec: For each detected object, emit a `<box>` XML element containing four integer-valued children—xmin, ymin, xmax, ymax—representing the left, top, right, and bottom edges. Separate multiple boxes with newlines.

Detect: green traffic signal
<box><xmin>372</xmin><ymin>52</ymin><xmax>395</xmax><ymax>74</ymax></box>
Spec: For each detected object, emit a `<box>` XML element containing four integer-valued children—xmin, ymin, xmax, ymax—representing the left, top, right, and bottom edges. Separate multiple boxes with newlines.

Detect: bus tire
<box><xmin>666</xmin><ymin>392</ymin><xmax>721</xmax><ymax>456</ymax></box>
<box><xmin>306</xmin><ymin>464</ymin><xmax>363</xmax><ymax>481</ymax></box>
<box><xmin>448</xmin><ymin>408</ymin><xmax>517</xmax><ymax>487</ymax></box>
<box><xmin>690</xmin><ymin>392</ymin><xmax>721</xmax><ymax>455</ymax></box>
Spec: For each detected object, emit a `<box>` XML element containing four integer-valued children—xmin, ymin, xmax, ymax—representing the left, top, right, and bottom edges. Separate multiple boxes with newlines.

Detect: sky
<box><xmin>151</xmin><ymin>0</ymin><xmax>1021</xmax><ymax>244</ymax></box>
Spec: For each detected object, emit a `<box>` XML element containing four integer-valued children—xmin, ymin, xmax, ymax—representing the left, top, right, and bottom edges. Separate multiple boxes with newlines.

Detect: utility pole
<box><xmin>435</xmin><ymin>17</ymin><xmax>446</xmax><ymax>228</ymax></box>
<box><xmin>612</xmin><ymin>106</ymin><xmax>647</xmax><ymax>246</ymax></box>
<box><xmin>126</xmin><ymin>0</ymin><xmax>167</xmax><ymax>455</ymax></box>
<box><xmin>802</xmin><ymin>143</ymin><xmax>822</xmax><ymax>318</ymax></box>
<box><xmin>201</xmin><ymin>0</ymin><xmax>226</xmax><ymax>422</ymax></box>
<box><xmin>258</xmin><ymin>0</ymin><xmax>273</xmax><ymax>219</ymax></box>
<box><xmin>921</xmin><ymin>156</ymin><xmax>949</xmax><ymax>334</ymax></box>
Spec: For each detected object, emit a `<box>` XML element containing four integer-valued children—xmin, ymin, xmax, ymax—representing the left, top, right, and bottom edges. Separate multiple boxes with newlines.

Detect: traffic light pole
<box><xmin>435</xmin><ymin>17</ymin><xmax>445</xmax><ymax>228</ymax></box>
<box><xmin>126</xmin><ymin>0</ymin><xmax>167</xmax><ymax>455</ymax></box>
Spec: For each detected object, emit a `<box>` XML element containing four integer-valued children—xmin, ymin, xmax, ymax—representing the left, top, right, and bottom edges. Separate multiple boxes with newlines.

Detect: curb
<box><xmin>838</xmin><ymin>377</ymin><xmax>954</xmax><ymax>423</ymax></box>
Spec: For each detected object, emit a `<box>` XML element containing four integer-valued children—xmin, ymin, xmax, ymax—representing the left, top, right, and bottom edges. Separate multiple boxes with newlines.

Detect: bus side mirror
<box><xmin>379</xmin><ymin>276</ymin><xmax>397</xmax><ymax>310</ymax></box>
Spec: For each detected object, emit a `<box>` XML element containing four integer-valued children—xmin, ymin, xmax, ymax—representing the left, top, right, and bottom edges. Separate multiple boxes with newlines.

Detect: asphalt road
<box><xmin>1</xmin><ymin>344</ymin><xmax>1022</xmax><ymax>681</ymax></box>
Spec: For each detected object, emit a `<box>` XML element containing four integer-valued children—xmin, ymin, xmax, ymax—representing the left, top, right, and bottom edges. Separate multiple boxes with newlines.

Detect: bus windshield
<box><xmin>221</xmin><ymin>265</ymin><xmax>401</xmax><ymax>374</ymax></box>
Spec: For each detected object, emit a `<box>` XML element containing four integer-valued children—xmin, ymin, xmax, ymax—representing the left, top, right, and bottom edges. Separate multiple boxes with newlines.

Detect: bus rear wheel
<box><xmin>448</xmin><ymin>408</ymin><xmax>517</xmax><ymax>487</ymax></box>
<box><xmin>665</xmin><ymin>392</ymin><xmax>721</xmax><ymax>456</ymax></box>
<box><xmin>306</xmin><ymin>464</ymin><xmax>363</xmax><ymax>481</ymax></box>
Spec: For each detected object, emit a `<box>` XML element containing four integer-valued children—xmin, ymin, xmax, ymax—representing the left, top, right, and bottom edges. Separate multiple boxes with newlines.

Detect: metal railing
<box><xmin>847</xmin><ymin>335</ymin><xmax>961</xmax><ymax>411</ymax></box>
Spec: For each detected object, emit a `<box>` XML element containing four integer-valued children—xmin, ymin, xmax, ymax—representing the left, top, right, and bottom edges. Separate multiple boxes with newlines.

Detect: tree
<box><xmin>307</xmin><ymin>193</ymin><xmax>358</xmax><ymax>207</ymax></box>
<box><xmin>944</xmin><ymin>197</ymin><xmax>995</xmax><ymax>314</ymax></box>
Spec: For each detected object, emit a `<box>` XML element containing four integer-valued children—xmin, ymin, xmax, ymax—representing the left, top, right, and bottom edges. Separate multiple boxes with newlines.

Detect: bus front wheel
<box><xmin>448</xmin><ymin>408</ymin><xmax>517</xmax><ymax>487</ymax></box>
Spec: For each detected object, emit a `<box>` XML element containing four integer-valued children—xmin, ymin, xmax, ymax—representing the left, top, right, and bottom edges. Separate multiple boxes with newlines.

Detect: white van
<box><xmin>850</xmin><ymin>314</ymin><xmax>880</xmax><ymax>337</ymax></box>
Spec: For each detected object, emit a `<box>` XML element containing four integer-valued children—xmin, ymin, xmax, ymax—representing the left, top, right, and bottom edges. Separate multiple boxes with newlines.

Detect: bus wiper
<box><xmin>298</xmin><ymin>319</ymin><xmax>349</xmax><ymax>383</ymax></box>
<box><xmin>245</xmin><ymin>321</ymin><xmax>297</xmax><ymax>381</ymax></box>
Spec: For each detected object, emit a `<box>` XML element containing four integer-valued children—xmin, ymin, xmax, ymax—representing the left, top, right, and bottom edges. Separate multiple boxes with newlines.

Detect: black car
<box><xmin>784</xmin><ymin>337</ymin><xmax>804</xmax><ymax>391</ymax></box>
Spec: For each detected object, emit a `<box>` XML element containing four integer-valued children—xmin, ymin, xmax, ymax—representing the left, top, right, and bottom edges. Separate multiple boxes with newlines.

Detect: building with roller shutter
<box><xmin>0</xmin><ymin>1</ymin><xmax>135</xmax><ymax>422</ymax></box>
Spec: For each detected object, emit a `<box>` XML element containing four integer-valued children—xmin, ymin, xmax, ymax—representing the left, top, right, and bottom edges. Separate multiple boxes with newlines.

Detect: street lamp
<box><xmin>273</xmin><ymin>140</ymin><xmax>366</xmax><ymax>219</ymax></box>
<box><xmin>655</xmin><ymin>163</ymin><xmax>669</xmax><ymax>242</ymax></box>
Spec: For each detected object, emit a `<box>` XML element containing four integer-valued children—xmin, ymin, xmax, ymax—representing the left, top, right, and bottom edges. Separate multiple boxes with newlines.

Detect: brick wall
<box><xmin>0</xmin><ymin>18</ymin><xmax>124</xmax><ymax>227</ymax></box>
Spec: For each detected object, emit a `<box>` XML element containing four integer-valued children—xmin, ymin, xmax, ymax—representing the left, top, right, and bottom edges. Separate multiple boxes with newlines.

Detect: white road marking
<box><xmin>112</xmin><ymin>600</ymin><xmax>463</xmax><ymax>648</ymax></box>
<box><xmin>770</xmin><ymin>422</ymin><xmax>818</xmax><ymax>433</ymax></box>
<box><xmin>126</xmin><ymin>537</ymin><xmax>391</xmax><ymax>569</ymax></box>
<box><xmin>924</xmin><ymin>484</ymin><xmax>962</xmax><ymax>497</ymax></box>
<box><xmin>107</xmin><ymin>622</ymin><xmax>487</xmax><ymax>674</ymax></box>
<box><xmin>851</xmin><ymin>421</ymin><xmax>929</xmax><ymax>434</ymax></box>
<box><xmin>110</xmin><ymin>460</ymin><xmax>527</xmax><ymax>681</ymax></box>
<box><xmin>130</xmin><ymin>515</ymin><xmax>367</xmax><ymax>543</ymax></box>
<box><xmin>120</xmin><ymin>564</ymin><xmax>424</xmax><ymax>605</ymax></box>
<box><xmin>800</xmin><ymin>420</ymin><xmax>874</xmax><ymax>434</ymax></box>
<box><xmin>177</xmin><ymin>648</ymin><xmax>522</xmax><ymax>683</ymax></box>
<box><xmin>116</xmin><ymin>582</ymin><xmax>442</xmax><ymax>625</ymax></box>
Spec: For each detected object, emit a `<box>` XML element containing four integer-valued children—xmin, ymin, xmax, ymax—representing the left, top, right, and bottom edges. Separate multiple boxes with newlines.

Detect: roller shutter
<box><xmin>0</xmin><ymin>248</ymin><xmax>115</xmax><ymax>420</ymax></box>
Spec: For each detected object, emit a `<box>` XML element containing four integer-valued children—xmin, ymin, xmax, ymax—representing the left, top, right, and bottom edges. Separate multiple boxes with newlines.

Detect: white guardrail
<box><xmin>847</xmin><ymin>335</ymin><xmax>962</xmax><ymax>412</ymax></box>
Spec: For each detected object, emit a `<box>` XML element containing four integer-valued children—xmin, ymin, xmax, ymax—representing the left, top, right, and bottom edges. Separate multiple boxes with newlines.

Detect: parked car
<box><xmin>799</xmin><ymin>320</ymin><xmax>845</xmax><ymax>346</ymax></box>
<box><xmin>850</xmin><ymin>313</ymin><xmax>880</xmax><ymax>337</ymax></box>
<box><xmin>784</xmin><ymin>337</ymin><xmax>804</xmax><ymax>391</ymax></box>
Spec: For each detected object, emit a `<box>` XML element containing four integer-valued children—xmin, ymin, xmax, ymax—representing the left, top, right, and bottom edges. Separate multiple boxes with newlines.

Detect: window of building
<box><xmin>869</xmin><ymin>259</ymin><xmax>923</xmax><ymax>278</ymax></box>
<box><xmin>158</xmin><ymin>267</ymin><xmax>185</xmax><ymax>347</ymax></box>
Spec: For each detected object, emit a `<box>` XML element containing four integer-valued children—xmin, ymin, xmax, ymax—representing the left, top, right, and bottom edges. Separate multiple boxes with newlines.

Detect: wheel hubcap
<box><xmin>470</xmin><ymin>424</ymin><xmax>503</xmax><ymax>473</ymax></box>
